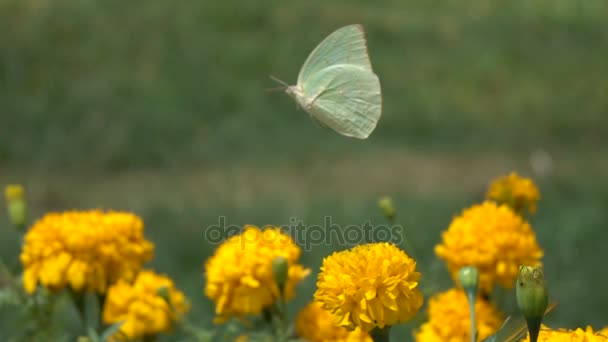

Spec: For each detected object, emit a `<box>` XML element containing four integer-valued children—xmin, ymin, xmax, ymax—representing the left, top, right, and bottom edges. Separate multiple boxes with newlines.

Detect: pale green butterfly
<box><xmin>272</xmin><ymin>24</ymin><xmax>382</xmax><ymax>139</ymax></box>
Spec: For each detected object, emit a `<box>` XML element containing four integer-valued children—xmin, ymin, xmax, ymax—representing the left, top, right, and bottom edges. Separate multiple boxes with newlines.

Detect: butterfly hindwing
<box><xmin>301</xmin><ymin>64</ymin><xmax>381</xmax><ymax>139</ymax></box>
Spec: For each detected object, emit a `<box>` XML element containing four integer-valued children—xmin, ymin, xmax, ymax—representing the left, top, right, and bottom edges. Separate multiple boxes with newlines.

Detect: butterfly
<box><xmin>272</xmin><ymin>24</ymin><xmax>382</xmax><ymax>139</ymax></box>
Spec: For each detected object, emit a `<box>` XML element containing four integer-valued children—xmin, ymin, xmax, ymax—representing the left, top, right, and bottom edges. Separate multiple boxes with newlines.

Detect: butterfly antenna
<box><xmin>266</xmin><ymin>75</ymin><xmax>290</xmax><ymax>92</ymax></box>
<box><xmin>269</xmin><ymin>75</ymin><xmax>289</xmax><ymax>87</ymax></box>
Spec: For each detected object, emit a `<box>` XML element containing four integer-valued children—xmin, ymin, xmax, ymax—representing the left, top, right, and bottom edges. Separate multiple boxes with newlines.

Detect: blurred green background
<box><xmin>1</xmin><ymin>0</ymin><xmax>607</xmax><ymax>340</ymax></box>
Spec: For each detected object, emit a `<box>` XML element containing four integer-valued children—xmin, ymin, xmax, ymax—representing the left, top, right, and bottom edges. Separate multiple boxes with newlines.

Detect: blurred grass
<box><xmin>1</xmin><ymin>0</ymin><xmax>607</xmax><ymax>169</ymax></box>
<box><xmin>1</xmin><ymin>0</ymin><xmax>608</xmax><ymax>340</ymax></box>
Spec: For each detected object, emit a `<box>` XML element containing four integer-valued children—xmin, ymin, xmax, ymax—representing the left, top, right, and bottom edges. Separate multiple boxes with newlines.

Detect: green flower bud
<box><xmin>157</xmin><ymin>286</ymin><xmax>170</xmax><ymax>303</ymax></box>
<box><xmin>272</xmin><ymin>256</ymin><xmax>289</xmax><ymax>296</ymax></box>
<box><xmin>516</xmin><ymin>265</ymin><xmax>548</xmax><ymax>342</ymax></box>
<box><xmin>4</xmin><ymin>184</ymin><xmax>27</xmax><ymax>230</ymax></box>
<box><xmin>378</xmin><ymin>196</ymin><xmax>396</xmax><ymax>222</ymax></box>
<box><xmin>8</xmin><ymin>200</ymin><xmax>27</xmax><ymax>230</ymax></box>
<box><xmin>459</xmin><ymin>266</ymin><xmax>480</xmax><ymax>342</ymax></box>
<box><xmin>458</xmin><ymin>266</ymin><xmax>479</xmax><ymax>295</ymax></box>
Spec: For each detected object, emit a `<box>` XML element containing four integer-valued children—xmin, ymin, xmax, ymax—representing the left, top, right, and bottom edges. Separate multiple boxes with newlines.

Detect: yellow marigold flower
<box><xmin>4</xmin><ymin>184</ymin><xmax>25</xmax><ymax>201</ymax></box>
<box><xmin>204</xmin><ymin>225</ymin><xmax>310</xmax><ymax>322</ymax></box>
<box><xmin>435</xmin><ymin>201</ymin><xmax>543</xmax><ymax>294</ymax></box>
<box><xmin>296</xmin><ymin>302</ymin><xmax>372</xmax><ymax>342</ymax></box>
<box><xmin>487</xmin><ymin>172</ymin><xmax>540</xmax><ymax>214</ymax></box>
<box><xmin>103</xmin><ymin>270</ymin><xmax>190</xmax><ymax>340</ymax></box>
<box><xmin>414</xmin><ymin>288</ymin><xmax>503</xmax><ymax>342</ymax></box>
<box><xmin>521</xmin><ymin>325</ymin><xmax>608</xmax><ymax>341</ymax></box>
<box><xmin>20</xmin><ymin>210</ymin><xmax>154</xmax><ymax>294</ymax></box>
<box><xmin>314</xmin><ymin>242</ymin><xmax>423</xmax><ymax>332</ymax></box>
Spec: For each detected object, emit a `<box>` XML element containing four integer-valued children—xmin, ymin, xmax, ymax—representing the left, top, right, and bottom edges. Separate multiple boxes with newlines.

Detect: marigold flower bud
<box><xmin>516</xmin><ymin>266</ymin><xmax>548</xmax><ymax>342</ymax></box>
<box><xmin>378</xmin><ymin>196</ymin><xmax>396</xmax><ymax>222</ymax></box>
<box><xmin>458</xmin><ymin>266</ymin><xmax>479</xmax><ymax>295</ymax></box>
<box><xmin>4</xmin><ymin>184</ymin><xmax>27</xmax><ymax>230</ymax></box>
<box><xmin>157</xmin><ymin>286</ymin><xmax>171</xmax><ymax>303</ymax></box>
<box><xmin>272</xmin><ymin>256</ymin><xmax>289</xmax><ymax>296</ymax></box>
<box><xmin>459</xmin><ymin>266</ymin><xmax>481</xmax><ymax>342</ymax></box>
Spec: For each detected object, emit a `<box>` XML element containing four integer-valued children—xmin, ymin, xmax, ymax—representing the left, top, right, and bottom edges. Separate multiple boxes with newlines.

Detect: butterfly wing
<box><xmin>297</xmin><ymin>24</ymin><xmax>372</xmax><ymax>86</ymax></box>
<box><xmin>309</xmin><ymin>114</ymin><xmax>328</xmax><ymax>128</ymax></box>
<box><xmin>300</xmin><ymin>64</ymin><xmax>381</xmax><ymax>139</ymax></box>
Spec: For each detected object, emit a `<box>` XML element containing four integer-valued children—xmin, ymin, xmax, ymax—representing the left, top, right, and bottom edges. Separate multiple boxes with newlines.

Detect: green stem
<box><xmin>526</xmin><ymin>316</ymin><xmax>542</xmax><ymax>342</ymax></box>
<box><xmin>466</xmin><ymin>292</ymin><xmax>477</xmax><ymax>342</ymax></box>
<box><xmin>262</xmin><ymin>307</ymin><xmax>274</xmax><ymax>326</ymax></box>
<box><xmin>369</xmin><ymin>326</ymin><xmax>391</xmax><ymax>342</ymax></box>
<box><xmin>143</xmin><ymin>334</ymin><xmax>159</xmax><ymax>342</ymax></box>
<box><xmin>70</xmin><ymin>291</ymin><xmax>87</xmax><ymax>333</ymax></box>
<box><xmin>273</xmin><ymin>298</ymin><xmax>288</xmax><ymax>342</ymax></box>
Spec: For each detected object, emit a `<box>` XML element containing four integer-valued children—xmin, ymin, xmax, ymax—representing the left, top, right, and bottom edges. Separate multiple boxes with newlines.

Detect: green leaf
<box><xmin>0</xmin><ymin>287</ymin><xmax>21</xmax><ymax>307</ymax></box>
<box><xmin>482</xmin><ymin>302</ymin><xmax>557</xmax><ymax>342</ymax></box>
<box><xmin>86</xmin><ymin>326</ymin><xmax>101</xmax><ymax>342</ymax></box>
<box><xmin>99</xmin><ymin>321</ymin><xmax>125</xmax><ymax>341</ymax></box>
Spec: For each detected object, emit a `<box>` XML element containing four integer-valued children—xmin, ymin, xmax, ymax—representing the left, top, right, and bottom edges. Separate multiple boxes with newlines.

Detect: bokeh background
<box><xmin>1</xmin><ymin>0</ymin><xmax>607</xmax><ymax>340</ymax></box>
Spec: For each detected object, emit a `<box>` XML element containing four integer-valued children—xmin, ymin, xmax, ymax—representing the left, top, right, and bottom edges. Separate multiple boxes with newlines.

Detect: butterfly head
<box><xmin>285</xmin><ymin>85</ymin><xmax>301</xmax><ymax>98</ymax></box>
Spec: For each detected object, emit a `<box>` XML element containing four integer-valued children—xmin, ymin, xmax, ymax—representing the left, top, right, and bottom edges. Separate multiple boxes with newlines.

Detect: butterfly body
<box><xmin>282</xmin><ymin>24</ymin><xmax>382</xmax><ymax>139</ymax></box>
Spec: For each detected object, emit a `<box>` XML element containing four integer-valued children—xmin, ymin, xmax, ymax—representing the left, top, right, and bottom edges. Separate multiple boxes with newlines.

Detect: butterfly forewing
<box><xmin>301</xmin><ymin>64</ymin><xmax>381</xmax><ymax>139</ymax></box>
<box><xmin>297</xmin><ymin>24</ymin><xmax>372</xmax><ymax>86</ymax></box>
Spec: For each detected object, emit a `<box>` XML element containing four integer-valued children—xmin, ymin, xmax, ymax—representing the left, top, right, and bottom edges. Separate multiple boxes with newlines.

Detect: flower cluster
<box><xmin>487</xmin><ymin>172</ymin><xmax>540</xmax><ymax>214</ymax></box>
<box><xmin>521</xmin><ymin>325</ymin><xmax>608</xmax><ymax>342</ymax></box>
<box><xmin>435</xmin><ymin>201</ymin><xmax>543</xmax><ymax>293</ymax></box>
<box><xmin>296</xmin><ymin>302</ymin><xmax>372</xmax><ymax>342</ymax></box>
<box><xmin>103</xmin><ymin>270</ymin><xmax>190</xmax><ymax>340</ymax></box>
<box><xmin>20</xmin><ymin>210</ymin><xmax>154</xmax><ymax>294</ymax></box>
<box><xmin>204</xmin><ymin>225</ymin><xmax>310</xmax><ymax>322</ymax></box>
<box><xmin>414</xmin><ymin>288</ymin><xmax>503</xmax><ymax>342</ymax></box>
<box><xmin>314</xmin><ymin>242</ymin><xmax>423</xmax><ymax>332</ymax></box>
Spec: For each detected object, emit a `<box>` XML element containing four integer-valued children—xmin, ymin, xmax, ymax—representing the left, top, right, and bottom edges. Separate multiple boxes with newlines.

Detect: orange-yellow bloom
<box><xmin>296</xmin><ymin>302</ymin><xmax>372</xmax><ymax>342</ymax></box>
<box><xmin>20</xmin><ymin>210</ymin><xmax>154</xmax><ymax>294</ymax></box>
<box><xmin>204</xmin><ymin>225</ymin><xmax>310</xmax><ymax>322</ymax></box>
<box><xmin>521</xmin><ymin>325</ymin><xmax>608</xmax><ymax>341</ymax></box>
<box><xmin>414</xmin><ymin>288</ymin><xmax>503</xmax><ymax>342</ymax></box>
<box><xmin>435</xmin><ymin>201</ymin><xmax>543</xmax><ymax>294</ymax></box>
<box><xmin>233</xmin><ymin>335</ymin><xmax>249</xmax><ymax>342</ymax></box>
<box><xmin>315</xmin><ymin>242</ymin><xmax>423</xmax><ymax>332</ymax></box>
<box><xmin>487</xmin><ymin>172</ymin><xmax>540</xmax><ymax>214</ymax></box>
<box><xmin>103</xmin><ymin>270</ymin><xmax>190</xmax><ymax>340</ymax></box>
